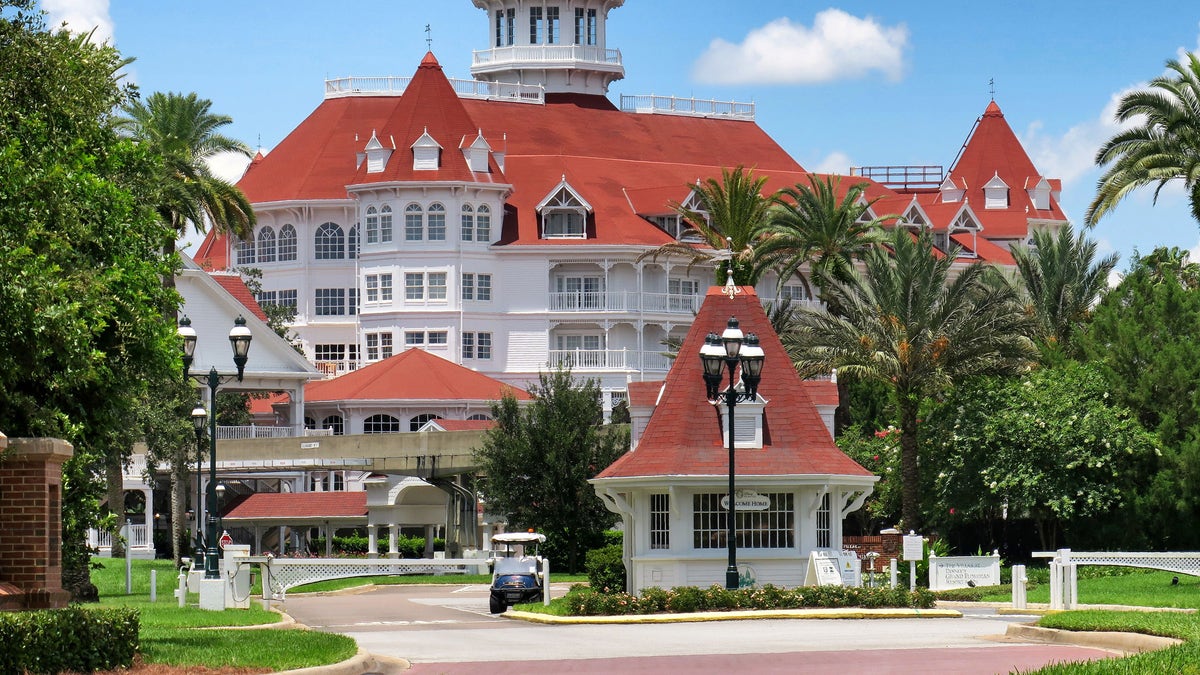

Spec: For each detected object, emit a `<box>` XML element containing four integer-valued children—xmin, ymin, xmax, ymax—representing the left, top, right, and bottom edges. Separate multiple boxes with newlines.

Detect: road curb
<box><xmin>275</xmin><ymin>647</ymin><xmax>411</xmax><ymax>675</ymax></box>
<box><xmin>507</xmin><ymin>607</ymin><xmax>962</xmax><ymax>624</ymax></box>
<box><xmin>1005</xmin><ymin>624</ymin><xmax>1182</xmax><ymax>655</ymax></box>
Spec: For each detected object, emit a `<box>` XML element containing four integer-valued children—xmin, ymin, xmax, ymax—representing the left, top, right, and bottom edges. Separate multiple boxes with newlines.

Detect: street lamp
<box><xmin>699</xmin><ymin>317</ymin><xmax>765</xmax><ymax>590</ymax></box>
<box><xmin>190</xmin><ymin>404</ymin><xmax>207</xmax><ymax>563</ymax></box>
<box><xmin>178</xmin><ymin>315</ymin><xmax>252</xmax><ymax>580</ymax></box>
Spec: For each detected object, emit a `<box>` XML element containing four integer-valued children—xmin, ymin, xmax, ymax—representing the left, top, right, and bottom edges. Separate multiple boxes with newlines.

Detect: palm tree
<box><xmin>1011</xmin><ymin>225</ymin><xmax>1118</xmax><ymax>353</ymax></box>
<box><xmin>637</xmin><ymin>165</ymin><xmax>773</xmax><ymax>285</ymax></box>
<box><xmin>1137</xmin><ymin>246</ymin><xmax>1200</xmax><ymax>289</ymax></box>
<box><xmin>1086</xmin><ymin>53</ymin><xmax>1200</xmax><ymax>226</ymax></box>
<box><xmin>757</xmin><ymin>175</ymin><xmax>891</xmax><ymax>301</ymax></box>
<box><xmin>115</xmin><ymin>91</ymin><xmax>256</xmax><ymax>564</ymax></box>
<box><xmin>785</xmin><ymin>229</ymin><xmax>1038</xmax><ymax>531</ymax></box>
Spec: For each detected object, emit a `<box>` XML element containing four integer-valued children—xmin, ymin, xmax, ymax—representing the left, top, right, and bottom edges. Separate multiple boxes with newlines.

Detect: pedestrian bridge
<box><xmin>212</xmin><ymin>429</ymin><xmax>487</xmax><ymax>479</ymax></box>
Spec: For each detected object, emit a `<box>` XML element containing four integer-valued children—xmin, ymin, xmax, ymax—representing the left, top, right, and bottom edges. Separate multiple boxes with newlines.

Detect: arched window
<box><xmin>476</xmin><ymin>204</ymin><xmax>492</xmax><ymax>242</ymax></box>
<box><xmin>467</xmin><ymin>413</ymin><xmax>491</xmax><ymax>421</ymax></box>
<box><xmin>236</xmin><ymin>238</ymin><xmax>255</xmax><ymax>265</ymax></box>
<box><xmin>257</xmin><ymin>227</ymin><xmax>277</xmax><ymax>263</ymax></box>
<box><xmin>380</xmin><ymin>205</ymin><xmax>393</xmax><ymax>243</ymax></box>
<box><xmin>321</xmin><ymin>415</ymin><xmax>344</xmax><ymax>435</ymax></box>
<box><xmin>278</xmin><ymin>224</ymin><xmax>298</xmax><ymax>261</ymax></box>
<box><xmin>428</xmin><ymin>203</ymin><xmax>447</xmax><ymax>241</ymax></box>
<box><xmin>410</xmin><ymin>413</ymin><xmax>443</xmax><ymax>432</ymax></box>
<box><xmin>348</xmin><ymin>224</ymin><xmax>359</xmax><ymax>259</ymax></box>
<box><xmin>461</xmin><ymin>204</ymin><xmax>474</xmax><ymax>241</ymax></box>
<box><xmin>365</xmin><ymin>206</ymin><xmax>379</xmax><ymax>244</ymax></box>
<box><xmin>303</xmin><ymin>416</ymin><xmax>316</xmax><ymax>430</ymax></box>
<box><xmin>315</xmin><ymin>222</ymin><xmax>344</xmax><ymax>259</ymax></box>
<box><xmin>405</xmin><ymin>203</ymin><xmax>423</xmax><ymax>241</ymax></box>
<box><xmin>364</xmin><ymin>414</ymin><xmax>401</xmax><ymax>434</ymax></box>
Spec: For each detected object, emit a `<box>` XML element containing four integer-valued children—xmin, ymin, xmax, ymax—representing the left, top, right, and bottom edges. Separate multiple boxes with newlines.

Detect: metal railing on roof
<box><xmin>324</xmin><ymin>76</ymin><xmax>545</xmax><ymax>104</ymax></box>
<box><xmin>850</xmin><ymin>165</ymin><xmax>945</xmax><ymax>191</ymax></box>
<box><xmin>620</xmin><ymin>94</ymin><xmax>755</xmax><ymax>120</ymax></box>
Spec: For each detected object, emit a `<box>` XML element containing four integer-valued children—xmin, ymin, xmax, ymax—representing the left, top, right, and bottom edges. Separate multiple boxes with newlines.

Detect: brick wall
<box><xmin>0</xmin><ymin>435</ymin><xmax>73</xmax><ymax>610</ymax></box>
<box><xmin>843</xmin><ymin>533</ymin><xmax>902</xmax><ymax>573</ymax></box>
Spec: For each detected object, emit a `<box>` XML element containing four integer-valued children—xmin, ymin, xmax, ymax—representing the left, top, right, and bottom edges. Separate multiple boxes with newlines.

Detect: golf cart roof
<box><xmin>492</xmin><ymin>532</ymin><xmax>546</xmax><ymax>545</ymax></box>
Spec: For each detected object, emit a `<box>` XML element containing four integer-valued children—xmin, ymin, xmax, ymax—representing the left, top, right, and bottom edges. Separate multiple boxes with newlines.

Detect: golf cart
<box><xmin>488</xmin><ymin>531</ymin><xmax>546</xmax><ymax>614</ymax></box>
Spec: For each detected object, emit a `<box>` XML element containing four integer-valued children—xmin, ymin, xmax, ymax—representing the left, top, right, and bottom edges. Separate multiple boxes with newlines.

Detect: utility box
<box><xmin>223</xmin><ymin>545</ymin><xmax>252</xmax><ymax>609</ymax></box>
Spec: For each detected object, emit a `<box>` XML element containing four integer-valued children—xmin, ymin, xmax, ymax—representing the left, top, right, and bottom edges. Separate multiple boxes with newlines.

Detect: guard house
<box><xmin>591</xmin><ymin>286</ymin><xmax>877</xmax><ymax>594</ymax></box>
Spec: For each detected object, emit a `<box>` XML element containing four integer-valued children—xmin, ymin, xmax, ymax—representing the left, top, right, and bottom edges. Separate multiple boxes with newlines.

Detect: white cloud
<box><xmin>693</xmin><ymin>10</ymin><xmax>908</xmax><ymax>86</ymax></box>
<box><xmin>809</xmin><ymin>151</ymin><xmax>854</xmax><ymax>175</ymax></box>
<box><xmin>40</xmin><ymin>0</ymin><xmax>113</xmax><ymax>45</ymax></box>
<box><xmin>1020</xmin><ymin>89</ymin><xmax>1129</xmax><ymax>189</ymax></box>
<box><xmin>207</xmin><ymin>150</ymin><xmax>255</xmax><ymax>184</ymax></box>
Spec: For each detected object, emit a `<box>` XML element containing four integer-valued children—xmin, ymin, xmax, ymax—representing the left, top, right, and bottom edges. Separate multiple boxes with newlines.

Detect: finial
<box><xmin>989</xmin><ymin>77</ymin><xmax>995</xmax><ymax>100</ymax></box>
<box><xmin>425</xmin><ymin>24</ymin><xmax>432</xmax><ymax>51</ymax></box>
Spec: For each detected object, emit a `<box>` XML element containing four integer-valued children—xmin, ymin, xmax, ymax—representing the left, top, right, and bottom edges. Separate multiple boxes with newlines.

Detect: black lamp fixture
<box><xmin>178</xmin><ymin>315</ymin><xmax>253</xmax><ymax>582</ymax></box>
<box><xmin>699</xmin><ymin>315</ymin><xmax>766</xmax><ymax>590</ymax></box>
<box><xmin>190</xmin><ymin>404</ymin><xmax>207</xmax><ymax>561</ymax></box>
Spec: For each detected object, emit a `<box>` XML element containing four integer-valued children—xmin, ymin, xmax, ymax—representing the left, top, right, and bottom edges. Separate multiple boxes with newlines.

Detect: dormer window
<box><xmin>949</xmin><ymin>209</ymin><xmax>980</xmax><ymax>258</ymax></box>
<box><xmin>537</xmin><ymin>178</ymin><xmax>592</xmax><ymax>239</ymax></box>
<box><xmin>461</xmin><ymin>131</ymin><xmax>492</xmax><ymax>173</ymax></box>
<box><xmin>363</xmin><ymin>131</ymin><xmax>392</xmax><ymax>174</ymax></box>
<box><xmin>940</xmin><ymin>176</ymin><xmax>964</xmax><ymax>203</ymax></box>
<box><xmin>411</xmin><ymin>129</ymin><xmax>442</xmax><ymax>171</ymax></box>
<box><xmin>901</xmin><ymin>204</ymin><xmax>927</xmax><ymax>232</ymax></box>
<box><xmin>1027</xmin><ymin>176</ymin><xmax>1051</xmax><ymax>210</ymax></box>
<box><xmin>984</xmin><ymin>172</ymin><xmax>1009</xmax><ymax>209</ymax></box>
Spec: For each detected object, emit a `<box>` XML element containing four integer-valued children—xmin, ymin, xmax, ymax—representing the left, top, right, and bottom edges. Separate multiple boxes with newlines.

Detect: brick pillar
<box><xmin>0</xmin><ymin>434</ymin><xmax>74</xmax><ymax>610</ymax></box>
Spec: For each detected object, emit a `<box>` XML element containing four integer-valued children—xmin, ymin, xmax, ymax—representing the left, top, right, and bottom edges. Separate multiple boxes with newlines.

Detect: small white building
<box><xmin>591</xmin><ymin>286</ymin><xmax>877</xmax><ymax>594</ymax></box>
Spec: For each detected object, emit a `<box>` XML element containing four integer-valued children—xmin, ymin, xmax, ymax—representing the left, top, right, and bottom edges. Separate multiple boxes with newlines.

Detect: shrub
<box><xmin>0</xmin><ymin>606</ymin><xmax>139</xmax><ymax>674</ymax></box>
<box><xmin>563</xmin><ymin>583</ymin><xmax>935</xmax><ymax>616</ymax></box>
<box><xmin>585</xmin><ymin>544</ymin><xmax>626</xmax><ymax>593</ymax></box>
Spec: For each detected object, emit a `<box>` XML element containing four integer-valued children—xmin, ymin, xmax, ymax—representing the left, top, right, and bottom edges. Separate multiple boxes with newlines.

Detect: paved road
<box><xmin>282</xmin><ymin>584</ymin><xmax>1115</xmax><ymax>674</ymax></box>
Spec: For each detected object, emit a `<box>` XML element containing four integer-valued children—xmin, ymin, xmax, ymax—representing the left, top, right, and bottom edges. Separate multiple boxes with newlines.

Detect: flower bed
<box><xmin>564</xmin><ymin>584</ymin><xmax>936</xmax><ymax>616</ymax></box>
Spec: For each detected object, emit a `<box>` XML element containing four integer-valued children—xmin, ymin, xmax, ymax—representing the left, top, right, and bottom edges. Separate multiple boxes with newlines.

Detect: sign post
<box><xmin>902</xmin><ymin>532</ymin><xmax>924</xmax><ymax>592</ymax></box>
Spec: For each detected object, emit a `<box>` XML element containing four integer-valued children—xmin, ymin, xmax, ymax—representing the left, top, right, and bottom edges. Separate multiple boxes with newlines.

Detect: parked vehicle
<box><xmin>489</xmin><ymin>531</ymin><xmax>546</xmax><ymax>614</ymax></box>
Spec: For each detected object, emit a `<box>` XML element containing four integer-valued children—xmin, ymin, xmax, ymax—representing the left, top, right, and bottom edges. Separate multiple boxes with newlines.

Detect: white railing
<box><xmin>314</xmin><ymin>360</ymin><xmax>361</xmax><ymax>377</ymax></box>
<box><xmin>472</xmin><ymin>44</ymin><xmax>621</xmax><ymax>68</ymax></box>
<box><xmin>547</xmin><ymin>349</ymin><xmax>672</xmax><ymax>372</ymax></box>
<box><xmin>324</xmin><ymin>76</ymin><xmax>545</xmax><ymax>104</ymax></box>
<box><xmin>547</xmin><ymin>291</ymin><xmax>701</xmax><ymax>314</ymax></box>
<box><xmin>216</xmin><ymin>425</ymin><xmax>334</xmax><ymax>441</ymax></box>
<box><xmin>88</xmin><ymin>524</ymin><xmax>151</xmax><ymax>550</ymax></box>
<box><xmin>620</xmin><ymin>94</ymin><xmax>755</xmax><ymax>120</ymax></box>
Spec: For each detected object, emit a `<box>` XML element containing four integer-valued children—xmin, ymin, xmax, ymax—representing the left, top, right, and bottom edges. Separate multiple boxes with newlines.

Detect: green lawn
<box><xmin>977</xmin><ymin>568</ymin><xmax>1200</xmax><ymax>609</ymax></box>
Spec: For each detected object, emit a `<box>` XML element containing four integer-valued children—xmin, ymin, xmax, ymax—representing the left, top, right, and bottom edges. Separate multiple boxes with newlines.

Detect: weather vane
<box><xmin>425</xmin><ymin>24</ymin><xmax>432</xmax><ymax>51</ymax></box>
<box><xmin>721</xmin><ymin>237</ymin><xmax>740</xmax><ymax>300</ymax></box>
<box><xmin>989</xmin><ymin>78</ymin><xmax>995</xmax><ymax>100</ymax></box>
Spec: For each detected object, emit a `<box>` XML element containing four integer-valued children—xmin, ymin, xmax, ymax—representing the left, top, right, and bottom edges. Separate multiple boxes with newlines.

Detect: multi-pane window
<box><xmin>321</xmin><ymin>415</ymin><xmax>344</xmax><ymax>435</ymax></box>
<box><xmin>363</xmin><ymin>414</ymin><xmax>400</xmax><ymax>434</ymax></box>
<box><xmin>365</xmin><ymin>207</ymin><xmax>379</xmax><ymax>244</ymax></box>
<box><xmin>461</xmin><ymin>204</ymin><xmax>474</xmax><ymax>241</ymax></box>
<box><xmin>278</xmin><ymin>224</ymin><xmax>298</xmax><ymax>261</ymax></box>
<box><xmin>586</xmin><ymin>8</ymin><xmax>597</xmax><ymax>44</ymax></box>
<box><xmin>410</xmin><ymin>413</ymin><xmax>442</xmax><ymax>432</ymax></box>
<box><xmin>428</xmin><ymin>330</ymin><xmax>447</xmax><ymax>345</ymax></box>
<box><xmin>365</xmin><ymin>274</ymin><xmax>393</xmax><ymax>303</ymax></box>
<box><xmin>462</xmin><ymin>331</ymin><xmax>492</xmax><ymax>359</ymax></box>
<box><xmin>574</xmin><ymin>7</ymin><xmax>585</xmax><ymax>44</ymax></box>
<box><xmin>315</xmin><ymin>288</ymin><xmax>346</xmax><ymax>316</ymax></box>
<box><xmin>236</xmin><ymin>238</ymin><xmax>255</xmax><ymax>265</ymax></box>
<box><xmin>257</xmin><ymin>227</ymin><xmax>277</xmax><ymax>263</ymax></box>
<box><xmin>405</xmin><ymin>331</ymin><xmax>425</xmax><ymax>347</ymax></box>
<box><xmin>780</xmin><ymin>283</ymin><xmax>809</xmax><ymax>302</ymax></box>
<box><xmin>557</xmin><ymin>334</ymin><xmax>602</xmax><ymax>351</ymax></box>
<box><xmin>405</xmin><ymin>203</ymin><xmax>423</xmax><ymax>241</ymax></box>
<box><xmin>494</xmin><ymin>8</ymin><xmax>515</xmax><ymax>46</ymax></box>
<box><xmin>314</xmin><ymin>344</ymin><xmax>345</xmax><ymax>362</ymax></box>
<box><xmin>692</xmin><ymin>492</ymin><xmax>795</xmax><ymax>549</ymax></box>
<box><xmin>427</xmin><ymin>203</ymin><xmax>446</xmax><ymax>240</ymax></box>
<box><xmin>405</xmin><ymin>330</ymin><xmax>448</xmax><ymax>348</ymax></box>
<box><xmin>365</xmin><ymin>332</ymin><xmax>394</xmax><ymax>361</ymax></box>
<box><xmin>476</xmin><ymin>204</ymin><xmax>491</xmax><ymax>242</ymax></box>
<box><xmin>557</xmin><ymin>276</ymin><xmax>603</xmax><ymax>309</ymax></box>
<box><xmin>462</xmin><ymin>273</ymin><xmax>492</xmax><ymax>301</ymax></box>
<box><xmin>650</xmin><ymin>493</ymin><xmax>670</xmax><ymax>550</ymax></box>
<box><xmin>258</xmin><ymin>289</ymin><xmax>297</xmax><ymax>311</ymax></box>
<box><xmin>529</xmin><ymin>6</ymin><xmax>543</xmax><ymax>43</ymax></box>
<box><xmin>546</xmin><ymin>6</ymin><xmax>560</xmax><ymax>43</ymax></box>
<box><xmin>348</xmin><ymin>225</ymin><xmax>359</xmax><ymax>259</ymax></box>
<box><xmin>403</xmin><ymin>272</ymin><xmax>448</xmax><ymax>302</ymax></box>
<box><xmin>573</xmin><ymin>8</ymin><xmax>597</xmax><ymax>45</ymax></box>
<box><xmin>405</xmin><ymin>272</ymin><xmax>424</xmax><ymax>300</ymax></box>
<box><xmin>668</xmin><ymin>278</ymin><xmax>701</xmax><ymax>311</ymax></box>
<box><xmin>349</xmin><ymin>287</ymin><xmax>358</xmax><ymax>315</ymax></box>
<box><xmin>315</xmin><ymin>223</ymin><xmax>345</xmax><ymax>259</ymax></box>
<box><xmin>257</xmin><ymin>290</ymin><xmax>277</xmax><ymax>306</ymax></box>
<box><xmin>816</xmin><ymin>492</ymin><xmax>831</xmax><ymax>549</ymax></box>
<box><xmin>379</xmin><ymin>205</ymin><xmax>392</xmax><ymax>243</ymax></box>
<box><xmin>544</xmin><ymin>211</ymin><xmax>585</xmax><ymax>237</ymax></box>
<box><xmin>278</xmin><ymin>289</ymin><xmax>297</xmax><ymax>310</ymax></box>
<box><xmin>428</xmin><ymin>272</ymin><xmax>447</xmax><ymax>300</ymax></box>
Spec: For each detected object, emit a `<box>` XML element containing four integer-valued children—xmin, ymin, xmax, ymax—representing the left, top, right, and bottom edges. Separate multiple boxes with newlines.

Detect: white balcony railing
<box><xmin>216</xmin><ymin>425</ymin><xmax>334</xmax><ymax>441</ymax></box>
<box><xmin>548</xmin><ymin>291</ymin><xmax>701</xmax><ymax>314</ymax></box>
<box><xmin>88</xmin><ymin>523</ymin><xmax>151</xmax><ymax>550</ymax></box>
<box><xmin>314</xmin><ymin>360</ymin><xmax>362</xmax><ymax>378</ymax></box>
<box><xmin>472</xmin><ymin>45</ymin><xmax>622</xmax><ymax>68</ymax></box>
<box><xmin>620</xmin><ymin>94</ymin><xmax>756</xmax><ymax>121</ymax></box>
<box><xmin>547</xmin><ymin>349</ymin><xmax>673</xmax><ymax>372</ymax></box>
<box><xmin>325</xmin><ymin>76</ymin><xmax>545</xmax><ymax>104</ymax></box>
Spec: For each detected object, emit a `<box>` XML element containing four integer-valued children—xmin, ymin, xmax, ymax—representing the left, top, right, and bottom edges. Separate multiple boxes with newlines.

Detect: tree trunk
<box><xmin>105</xmin><ymin>450</ymin><xmax>126</xmax><ymax>558</ymax></box>
<box><xmin>899</xmin><ymin>394</ymin><xmax>921</xmax><ymax>533</ymax></box>
<box><xmin>171</xmin><ymin>451</ymin><xmax>188</xmax><ymax>565</ymax></box>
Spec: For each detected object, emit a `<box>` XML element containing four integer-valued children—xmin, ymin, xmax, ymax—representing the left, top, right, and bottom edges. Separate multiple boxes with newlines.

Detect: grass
<box><xmin>974</xmin><ymin>568</ymin><xmax>1200</xmax><ymax>609</ymax></box>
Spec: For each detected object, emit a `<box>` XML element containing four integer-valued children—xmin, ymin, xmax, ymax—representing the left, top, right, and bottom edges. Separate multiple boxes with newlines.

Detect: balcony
<box><xmin>472</xmin><ymin>45</ymin><xmax>622</xmax><ymax>72</ymax></box>
<box><xmin>325</xmin><ymin>76</ymin><xmax>544</xmax><ymax>104</ymax></box>
<box><xmin>620</xmin><ymin>94</ymin><xmax>755</xmax><ymax>121</ymax></box>
<box><xmin>548</xmin><ymin>349</ymin><xmax>673</xmax><ymax>373</ymax></box>
<box><xmin>216</xmin><ymin>425</ymin><xmax>335</xmax><ymax>441</ymax></box>
<box><xmin>548</xmin><ymin>291</ymin><xmax>702</xmax><ymax>314</ymax></box>
<box><xmin>314</xmin><ymin>360</ymin><xmax>362</xmax><ymax>378</ymax></box>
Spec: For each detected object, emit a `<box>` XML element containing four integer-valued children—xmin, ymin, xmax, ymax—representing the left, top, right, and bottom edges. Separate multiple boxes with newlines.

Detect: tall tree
<box><xmin>637</xmin><ymin>165</ymin><xmax>773</xmax><ymax>285</ymax></box>
<box><xmin>0</xmin><ymin>1</ymin><xmax>180</xmax><ymax>598</ymax></box>
<box><xmin>1011</xmin><ymin>225</ymin><xmax>1118</xmax><ymax>354</ymax></box>
<box><xmin>1085</xmin><ymin>53</ymin><xmax>1200</xmax><ymax>226</ymax></box>
<box><xmin>473</xmin><ymin>368</ymin><xmax>628</xmax><ymax>572</ymax></box>
<box><xmin>784</xmin><ymin>229</ymin><xmax>1038</xmax><ymax>531</ymax></box>
<box><xmin>756</xmin><ymin>175</ymin><xmax>890</xmax><ymax>301</ymax></box>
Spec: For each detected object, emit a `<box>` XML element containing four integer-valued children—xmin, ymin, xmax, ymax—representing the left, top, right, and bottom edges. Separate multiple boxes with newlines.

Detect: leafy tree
<box><xmin>922</xmin><ymin>363</ymin><xmax>1158</xmax><ymax>551</ymax></box>
<box><xmin>836</xmin><ymin>425</ymin><xmax>901</xmax><ymax>534</ymax></box>
<box><xmin>1011</xmin><ymin>225</ymin><xmax>1118</xmax><ymax>354</ymax></box>
<box><xmin>637</xmin><ymin>165</ymin><xmax>773</xmax><ymax>285</ymax></box>
<box><xmin>785</xmin><ymin>229</ymin><xmax>1038</xmax><ymax>532</ymax></box>
<box><xmin>473</xmin><ymin>368</ymin><xmax>629</xmax><ymax>572</ymax></box>
<box><xmin>1086</xmin><ymin>53</ymin><xmax>1200</xmax><ymax>226</ymax></box>
<box><xmin>0</xmin><ymin>2</ymin><xmax>180</xmax><ymax>598</ymax></box>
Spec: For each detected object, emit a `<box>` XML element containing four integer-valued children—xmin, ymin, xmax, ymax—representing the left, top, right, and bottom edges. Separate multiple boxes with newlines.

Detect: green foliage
<box><xmin>0</xmin><ymin>606</ymin><xmax>139</xmax><ymax>674</ymax></box>
<box><xmin>923</xmin><ymin>362</ymin><xmax>1158</xmax><ymax>550</ymax></box>
<box><xmin>585</xmin><ymin>544</ymin><xmax>626</xmax><ymax>593</ymax></box>
<box><xmin>474</xmin><ymin>367</ymin><xmax>629</xmax><ymax>573</ymax></box>
<box><xmin>308</xmin><ymin>534</ymin><xmax>444</xmax><ymax>557</ymax></box>
<box><xmin>563</xmin><ymin>583</ymin><xmax>936</xmax><ymax>616</ymax></box>
<box><xmin>836</xmin><ymin>424</ymin><xmax>901</xmax><ymax>531</ymax></box>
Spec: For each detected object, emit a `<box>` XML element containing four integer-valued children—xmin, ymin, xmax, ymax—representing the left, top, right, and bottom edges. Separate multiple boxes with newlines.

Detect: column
<box><xmin>388</xmin><ymin>524</ymin><xmax>399</xmax><ymax>559</ymax></box>
<box><xmin>367</xmin><ymin>524</ymin><xmax>379</xmax><ymax>558</ymax></box>
<box><xmin>424</xmin><ymin>524</ymin><xmax>435</xmax><ymax>558</ymax></box>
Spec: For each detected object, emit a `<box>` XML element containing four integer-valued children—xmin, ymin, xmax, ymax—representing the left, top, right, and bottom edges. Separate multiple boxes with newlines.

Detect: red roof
<box><xmin>627</xmin><ymin>381</ymin><xmax>663</xmax><ymax>408</ymax></box>
<box><xmin>596</xmin><ymin>286</ymin><xmax>870</xmax><ymax>479</ymax></box>
<box><xmin>306</xmin><ymin>348</ymin><xmax>532</xmax><ymax>402</ymax></box>
<box><xmin>224</xmin><ymin>492</ymin><xmax>367</xmax><ymax>520</ymax></box>
<box><xmin>209</xmin><ymin>272</ymin><xmax>268</xmax><ymax>322</ymax></box>
<box><xmin>801</xmin><ymin>380</ymin><xmax>838</xmax><ymax>407</ymax></box>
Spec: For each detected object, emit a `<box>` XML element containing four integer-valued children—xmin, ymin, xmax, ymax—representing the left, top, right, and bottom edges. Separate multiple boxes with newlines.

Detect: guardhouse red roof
<box><xmin>306</xmin><ymin>348</ymin><xmax>531</xmax><ymax>403</ymax></box>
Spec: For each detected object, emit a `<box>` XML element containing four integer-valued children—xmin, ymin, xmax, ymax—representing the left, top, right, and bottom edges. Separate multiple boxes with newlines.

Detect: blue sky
<box><xmin>39</xmin><ymin>1</ymin><xmax>1200</xmax><ymax>270</ymax></box>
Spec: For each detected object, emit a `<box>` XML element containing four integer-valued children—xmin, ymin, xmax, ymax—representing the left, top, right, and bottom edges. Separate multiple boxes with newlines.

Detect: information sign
<box><xmin>804</xmin><ymin>550</ymin><xmax>843</xmax><ymax>586</ymax></box>
<box><xmin>902</xmin><ymin>533</ymin><xmax>924</xmax><ymax>561</ymax></box>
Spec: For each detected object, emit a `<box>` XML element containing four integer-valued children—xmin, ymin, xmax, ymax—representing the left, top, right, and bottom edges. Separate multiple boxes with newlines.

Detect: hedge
<box><xmin>565</xmin><ymin>583</ymin><xmax>936</xmax><ymax>616</ymax></box>
<box><xmin>0</xmin><ymin>606</ymin><xmax>139</xmax><ymax>674</ymax></box>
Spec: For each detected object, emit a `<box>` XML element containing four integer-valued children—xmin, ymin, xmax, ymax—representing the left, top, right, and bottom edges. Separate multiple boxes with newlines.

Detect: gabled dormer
<box><xmin>940</xmin><ymin>176</ymin><xmax>965</xmax><ymax>203</ymax></box>
<box><xmin>948</xmin><ymin>206</ymin><xmax>981</xmax><ymax>258</ymax></box>
<box><xmin>411</xmin><ymin>128</ymin><xmax>442</xmax><ymax>171</ymax></box>
<box><xmin>1026</xmin><ymin>176</ymin><xmax>1052</xmax><ymax>211</ymax></box>
<box><xmin>900</xmin><ymin>199</ymin><xmax>929</xmax><ymax>232</ymax></box>
<box><xmin>983</xmin><ymin>172</ymin><xmax>1009</xmax><ymax>209</ymax></box>
<box><xmin>362</xmin><ymin>130</ymin><xmax>393</xmax><ymax>174</ymax></box>
<box><xmin>461</xmin><ymin>130</ymin><xmax>492</xmax><ymax>173</ymax></box>
<box><xmin>537</xmin><ymin>176</ymin><xmax>592</xmax><ymax>239</ymax></box>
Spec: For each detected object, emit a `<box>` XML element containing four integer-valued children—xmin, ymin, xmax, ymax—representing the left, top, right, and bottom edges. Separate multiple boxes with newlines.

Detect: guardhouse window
<box><xmin>650</xmin><ymin>493</ymin><xmax>670</xmax><ymax>550</ymax></box>
<box><xmin>693</xmin><ymin>492</ymin><xmax>795</xmax><ymax>549</ymax></box>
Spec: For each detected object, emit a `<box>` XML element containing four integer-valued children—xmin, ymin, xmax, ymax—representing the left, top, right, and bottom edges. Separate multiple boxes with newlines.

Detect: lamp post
<box><xmin>190</xmin><ymin>405</ymin><xmax>207</xmax><ymax>563</ymax></box>
<box><xmin>178</xmin><ymin>315</ymin><xmax>252</xmax><ymax>581</ymax></box>
<box><xmin>699</xmin><ymin>317</ymin><xmax>764</xmax><ymax>590</ymax></box>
